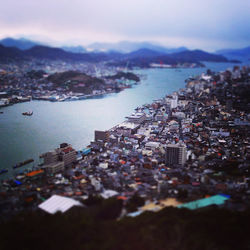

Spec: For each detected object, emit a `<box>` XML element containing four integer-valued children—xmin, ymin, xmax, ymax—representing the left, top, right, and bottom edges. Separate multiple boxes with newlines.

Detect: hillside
<box><xmin>216</xmin><ymin>46</ymin><xmax>250</xmax><ymax>61</ymax></box>
<box><xmin>168</xmin><ymin>49</ymin><xmax>229</xmax><ymax>62</ymax></box>
<box><xmin>0</xmin><ymin>37</ymin><xmax>39</xmax><ymax>50</ymax></box>
<box><xmin>125</xmin><ymin>48</ymin><xmax>167</xmax><ymax>59</ymax></box>
<box><xmin>25</xmin><ymin>46</ymin><xmax>104</xmax><ymax>62</ymax></box>
<box><xmin>109</xmin><ymin>49</ymin><xmax>230</xmax><ymax>68</ymax></box>
<box><xmin>48</xmin><ymin>70</ymin><xmax>105</xmax><ymax>94</ymax></box>
<box><xmin>0</xmin><ymin>44</ymin><xmax>236</xmax><ymax>67</ymax></box>
<box><xmin>106</xmin><ymin>71</ymin><xmax>140</xmax><ymax>82</ymax></box>
<box><xmin>0</xmin><ymin>198</ymin><xmax>249</xmax><ymax>250</ymax></box>
<box><xmin>62</xmin><ymin>45</ymin><xmax>86</xmax><ymax>54</ymax></box>
<box><xmin>0</xmin><ymin>44</ymin><xmax>24</xmax><ymax>62</ymax></box>
<box><xmin>87</xmin><ymin>41</ymin><xmax>188</xmax><ymax>53</ymax></box>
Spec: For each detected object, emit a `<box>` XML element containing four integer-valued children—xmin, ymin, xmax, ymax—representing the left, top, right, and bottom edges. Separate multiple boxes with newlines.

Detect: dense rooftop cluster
<box><xmin>0</xmin><ymin>65</ymin><xmax>250</xmax><ymax>219</ymax></box>
<box><xmin>0</xmin><ymin>60</ymin><xmax>140</xmax><ymax>106</ymax></box>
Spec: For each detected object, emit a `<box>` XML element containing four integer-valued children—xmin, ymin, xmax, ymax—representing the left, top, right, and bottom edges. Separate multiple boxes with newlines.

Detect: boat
<box><xmin>69</xmin><ymin>96</ymin><xmax>79</xmax><ymax>101</ymax></box>
<box><xmin>0</xmin><ymin>111</ymin><xmax>3</xmax><ymax>114</ymax></box>
<box><xmin>0</xmin><ymin>169</ymin><xmax>8</xmax><ymax>175</ymax></box>
<box><xmin>22</xmin><ymin>111</ymin><xmax>33</xmax><ymax>116</ymax></box>
<box><xmin>13</xmin><ymin>159</ymin><xmax>34</xmax><ymax>169</ymax></box>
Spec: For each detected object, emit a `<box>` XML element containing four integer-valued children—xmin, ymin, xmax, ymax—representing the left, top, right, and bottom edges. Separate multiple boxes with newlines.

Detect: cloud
<box><xmin>0</xmin><ymin>0</ymin><xmax>249</xmax><ymax>50</ymax></box>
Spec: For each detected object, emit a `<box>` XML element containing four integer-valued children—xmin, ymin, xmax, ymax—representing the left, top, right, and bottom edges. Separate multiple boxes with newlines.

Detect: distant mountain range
<box><xmin>216</xmin><ymin>46</ymin><xmax>250</xmax><ymax>61</ymax></box>
<box><xmin>86</xmin><ymin>41</ymin><xmax>188</xmax><ymax>54</ymax></box>
<box><xmin>0</xmin><ymin>41</ymin><xmax>236</xmax><ymax>67</ymax></box>
<box><xmin>0</xmin><ymin>45</ymin><xmax>109</xmax><ymax>63</ymax></box>
<box><xmin>62</xmin><ymin>46</ymin><xmax>86</xmax><ymax>54</ymax></box>
<box><xmin>0</xmin><ymin>38</ymin><xmax>187</xmax><ymax>54</ymax></box>
<box><xmin>1</xmin><ymin>37</ymin><xmax>249</xmax><ymax>62</ymax></box>
<box><xmin>108</xmin><ymin>49</ymin><xmax>233</xmax><ymax>68</ymax></box>
<box><xmin>0</xmin><ymin>37</ymin><xmax>41</xmax><ymax>50</ymax></box>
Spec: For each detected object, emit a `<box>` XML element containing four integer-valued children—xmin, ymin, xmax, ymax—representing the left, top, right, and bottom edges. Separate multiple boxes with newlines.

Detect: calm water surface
<box><xmin>0</xmin><ymin>62</ymin><xmax>239</xmax><ymax>176</ymax></box>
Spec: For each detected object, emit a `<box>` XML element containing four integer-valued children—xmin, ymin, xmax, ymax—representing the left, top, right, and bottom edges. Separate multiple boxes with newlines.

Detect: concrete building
<box><xmin>57</xmin><ymin>144</ymin><xmax>77</xmax><ymax>167</ymax></box>
<box><xmin>43</xmin><ymin>162</ymin><xmax>64</xmax><ymax>174</ymax></box>
<box><xmin>145</xmin><ymin>141</ymin><xmax>161</xmax><ymax>150</ymax></box>
<box><xmin>116</xmin><ymin>122</ymin><xmax>140</xmax><ymax>136</ymax></box>
<box><xmin>170</xmin><ymin>94</ymin><xmax>178</xmax><ymax>109</ymax></box>
<box><xmin>40</xmin><ymin>151</ymin><xmax>58</xmax><ymax>165</ymax></box>
<box><xmin>166</xmin><ymin>144</ymin><xmax>187</xmax><ymax>166</ymax></box>
<box><xmin>126</xmin><ymin>112</ymin><xmax>146</xmax><ymax>124</ymax></box>
<box><xmin>40</xmin><ymin>143</ymin><xmax>77</xmax><ymax>172</ymax></box>
<box><xmin>95</xmin><ymin>130</ymin><xmax>110</xmax><ymax>142</ymax></box>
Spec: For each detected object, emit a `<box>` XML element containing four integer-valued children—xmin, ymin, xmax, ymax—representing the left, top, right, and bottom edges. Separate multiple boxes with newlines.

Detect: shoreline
<box><xmin>1</xmin><ymin>65</ymin><xmax>250</xmax><ymax>218</ymax></box>
<box><xmin>0</xmin><ymin>79</ymin><xmax>141</xmax><ymax>108</ymax></box>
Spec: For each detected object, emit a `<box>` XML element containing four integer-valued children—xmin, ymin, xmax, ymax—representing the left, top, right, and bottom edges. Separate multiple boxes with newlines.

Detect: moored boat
<box><xmin>22</xmin><ymin>111</ymin><xmax>33</xmax><ymax>116</ymax></box>
<box><xmin>0</xmin><ymin>169</ymin><xmax>8</xmax><ymax>175</ymax></box>
<box><xmin>13</xmin><ymin>159</ymin><xmax>34</xmax><ymax>169</ymax></box>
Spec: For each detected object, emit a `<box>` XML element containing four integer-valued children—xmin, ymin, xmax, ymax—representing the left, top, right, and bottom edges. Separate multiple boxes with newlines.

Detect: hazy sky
<box><xmin>0</xmin><ymin>0</ymin><xmax>249</xmax><ymax>50</ymax></box>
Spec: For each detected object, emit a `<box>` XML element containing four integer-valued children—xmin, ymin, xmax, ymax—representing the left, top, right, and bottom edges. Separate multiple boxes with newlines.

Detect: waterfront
<box><xmin>0</xmin><ymin>62</ymin><xmax>240</xmax><ymax>175</ymax></box>
<box><xmin>1</xmin><ymin>63</ymin><xmax>250</xmax><ymax>221</ymax></box>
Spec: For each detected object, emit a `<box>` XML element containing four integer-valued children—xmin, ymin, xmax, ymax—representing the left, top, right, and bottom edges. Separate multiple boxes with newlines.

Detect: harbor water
<box><xmin>0</xmin><ymin>62</ymin><xmax>239</xmax><ymax>177</ymax></box>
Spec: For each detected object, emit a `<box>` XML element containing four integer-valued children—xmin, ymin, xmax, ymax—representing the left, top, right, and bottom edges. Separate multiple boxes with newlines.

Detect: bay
<box><xmin>0</xmin><ymin>62</ymin><xmax>239</xmax><ymax>177</ymax></box>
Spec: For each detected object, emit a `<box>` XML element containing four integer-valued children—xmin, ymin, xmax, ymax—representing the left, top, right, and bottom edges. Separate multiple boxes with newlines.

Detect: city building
<box><xmin>40</xmin><ymin>151</ymin><xmax>58</xmax><ymax>165</ymax></box>
<box><xmin>95</xmin><ymin>130</ymin><xmax>110</xmax><ymax>142</ymax></box>
<box><xmin>57</xmin><ymin>143</ymin><xmax>77</xmax><ymax>167</ymax></box>
<box><xmin>165</xmin><ymin>144</ymin><xmax>187</xmax><ymax>166</ymax></box>
<box><xmin>43</xmin><ymin>162</ymin><xmax>65</xmax><ymax>174</ymax></box>
<box><xmin>126</xmin><ymin>112</ymin><xmax>146</xmax><ymax>124</ymax></box>
<box><xmin>40</xmin><ymin>143</ymin><xmax>77</xmax><ymax>173</ymax></box>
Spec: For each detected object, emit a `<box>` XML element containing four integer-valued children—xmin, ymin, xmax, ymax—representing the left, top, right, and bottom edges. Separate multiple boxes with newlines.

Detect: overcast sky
<box><xmin>0</xmin><ymin>0</ymin><xmax>249</xmax><ymax>51</ymax></box>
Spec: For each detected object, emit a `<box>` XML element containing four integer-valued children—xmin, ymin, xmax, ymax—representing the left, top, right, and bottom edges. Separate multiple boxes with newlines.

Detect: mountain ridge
<box><xmin>216</xmin><ymin>46</ymin><xmax>250</xmax><ymax>61</ymax></box>
<box><xmin>87</xmin><ymin>40</ymin><xmax>188</xmax><ymax>53</ymax></box>
<box><xmin>0</xmin><ymin>44</ymin><xmax>235</xmax><ymax>66</ymax></box>
<box><xmin>0</xmin><ymin>37</ymin><xmax>41</xmax><ymax>50</ymax></box>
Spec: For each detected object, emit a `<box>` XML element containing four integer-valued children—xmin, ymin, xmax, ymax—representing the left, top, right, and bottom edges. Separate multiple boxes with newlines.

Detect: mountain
<box><xmin>0</xmin><ymin>44</ymin><xmax>233</xmax><ymax>67</ymax></box>
<box><xmin>125</xmin><ymin>48</ymin><xmax>167</xmax><ymax>59</ymax></box>
<box><xmin>87</xmin><ymin>41</ymin><xmax>187</xmax><ymax>54</ymax></box>
<box><xmin>25</xmin><ymin>46</ymin><xmax>80</xmax><ymax>60</ymax></box>
<box><xmin>62</xmin><ymin>45</ymin><xmax>86</xmax><ymax>54</ymax></box>
<box><xmin>0</xmin><ymin>44</ymin><xmax>109</xmax><ymax>62</ymax></box>
<box><xmin>0</xmin><ymin>37</ymin><xmax>187</xmax><ymax>55</ymax></box>
<box><xmin>0</xmin><ymin>44</ymin><xmax>24</xmax><ymax>62</ymax></box>
<box><xmin>108</xmin><ymin>49</ymin><xmax>231</xmax><ymax>68</ymax></box>
<box><xmin>25</xmin><ymin>45</ymin><xmax>110</xmax><ymax>62</ymax></box>
<box><xmin>216</xmin><ymin>46</ymin><xmax>250</xmax><ymax>61</ymax></box>
<box><xmin>47</xmin><ymin>70</ymin><xmax>104</xmax><ymax>94</ymax></box>
<box><xmin>168</xmin><ymin>50</ymin><xmax>229</xmax><ymax>63</ymax></box>
<box><xmin>0</xmin><ymin>37</ymin><xmax>40</xmax><ymax>50</ymax></box>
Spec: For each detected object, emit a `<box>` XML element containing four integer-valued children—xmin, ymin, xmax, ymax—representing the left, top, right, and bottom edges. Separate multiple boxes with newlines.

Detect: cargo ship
<box><xmin>13</xmin><ymin>159</ymin><xmax>34</xmax><ymax>169</ymax></box>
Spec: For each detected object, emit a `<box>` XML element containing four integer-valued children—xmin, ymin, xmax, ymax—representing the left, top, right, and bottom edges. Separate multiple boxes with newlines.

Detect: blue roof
<box><xmin>177</xmin><ymin>194</ymin><xmax>230</xmax><ymax>210</ymax></box>
<box><xmin>127</xmin><ymin>210</ymin><xmax>143</xmax><ymax>217</ymax></box>
<box><xmin>14</xmin><ymin>180</ymin><xmax>22</xmax><ymax>185</ymax></box>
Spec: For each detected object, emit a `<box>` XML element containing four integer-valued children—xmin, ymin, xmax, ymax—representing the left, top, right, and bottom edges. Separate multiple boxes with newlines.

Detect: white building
<box><xmin>126</xmin><ymin>112</ymin><xmax>146</xmax><ymax>124</ymax></box>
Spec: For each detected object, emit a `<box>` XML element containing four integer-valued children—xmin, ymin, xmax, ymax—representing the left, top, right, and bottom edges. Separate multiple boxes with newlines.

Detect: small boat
<box><xmin>22</xmin><ymin>111</ymin><xmax>33</xmax><ymax>116</ymax></box>
<box><xmin>0</xmin><ymin>169</ymin><xmax>8</xmax><ymax>175</ymax></box>
<box><xmin>0</xmin><ymin>111</ymin><xmax>3</xmax><ymax>114</ymax></box>
<box><xmin>13</xmin><ymin>159</ymin><xmax>34</xmax><ymax>169</ymax></box>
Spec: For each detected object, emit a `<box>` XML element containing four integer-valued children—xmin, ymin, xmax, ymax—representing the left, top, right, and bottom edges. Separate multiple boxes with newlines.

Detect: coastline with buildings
<box><xmin>1</xmin><ymin>0</ymin><xmax>250</xmax><ymax>247</ymax></box>
<box><xmin>0</xmin><ymin>60</ymin><xmax>141</xmax><ymax>108</ymax></box>
<box><xmin>0</xmin><ymin>65</ymin><xmax>250</xmax><ymax>219</ymax></box>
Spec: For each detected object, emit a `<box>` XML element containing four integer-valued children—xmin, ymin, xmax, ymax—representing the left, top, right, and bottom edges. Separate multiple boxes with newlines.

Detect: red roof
<box><xmin>26</xmin><ymin>169</ymin><xmax>44</xmax><ymax>177</ymax></box>
<box><xmin>62</xmin><ymin>147</ymin><xmax>73</xmax><ymax>154</ymax></box>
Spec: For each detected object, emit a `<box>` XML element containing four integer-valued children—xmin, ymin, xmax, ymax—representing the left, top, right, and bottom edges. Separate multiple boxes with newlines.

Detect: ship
<box><xmin>22</xmin><ymin>111</ymin><xmax>33</xmax><ymax>116</ymax></box>
<box><xmin>0</xmin><ymin>169</ymin><xmax>8</xmax><ymax>175</ymax></box>
<box><xmin>13</xmin><ymin>159</ymin><xmax>34</xmax><ymax>169</ymax></box>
